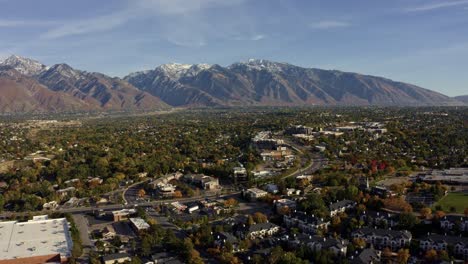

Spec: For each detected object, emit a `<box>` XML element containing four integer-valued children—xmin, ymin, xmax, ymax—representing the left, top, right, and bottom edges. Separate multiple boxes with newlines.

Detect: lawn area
<box><xmin>434</xmin><ymin>192</ymin><xmax>468</xmax><ymax>214</ymax></box>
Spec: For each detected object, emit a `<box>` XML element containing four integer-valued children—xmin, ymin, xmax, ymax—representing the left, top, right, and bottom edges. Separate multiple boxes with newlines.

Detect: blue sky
<box><xmin>1</xmin><ymin>0</ymin><xmax>467</xmax><ymax>96</ymax></box>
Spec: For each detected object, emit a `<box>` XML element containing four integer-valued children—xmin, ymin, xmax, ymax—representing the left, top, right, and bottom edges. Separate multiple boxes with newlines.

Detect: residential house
<box><xmin>274</xmin><ymin>199</ymin><xmax>297</xmax><ymax>214</ymax></box>
<box><xmin>233</xmin><ymin>167</ymin><xmax>248</xmax><ymax>182</ymax></box>
<box><xmin>359</xmin><ymin>211</ymin><xmax>397</xmax><ymax>228</ymax></box>
<box><xmin>102</xmin><ymin>253</ymin><xmax>131</xmax><ymax>264</ymax></box>
<box><xmin>151</xmin><ymin>252</ymin><xmax>179</xmax><ymax>263</ymax></box>
<box><xmin>350</xmin><ymin>248</ymin><xmax>381</xmax><ymax>264</ymax></box>
<box><xmin>419</xmin><ymin>234</ymin><xmax>468</xmax><ymax>259</ymax></box>
<box><xmin>307</xmin><ymin>236</ymin><xmax>348</xmax><ymax>256</ymax></box>
<box><xmin>329</xmin><ymin>200</ymin><xmax>356</xmax><ymax>216</ymax></box>
<box><xmin>440</xmin><ymin>216</ymin><xmax>468</xmax><ymax>232</ymax></box>
<box><xmin>236</xmin><ymin>222</ymin><xmax>280</xmax><ymax>239</ymax></box>
<box><xmin>265</xmin><ymin>184</ymin><xmax>279</xmax><ymax>194</ymax></box>
<box><xmin>351</xmin><ymin>228</ymin><xmax>412</xmax><ymax>250</ymax></box>
<box><xmin>102</xmin><ymin>225</ymin><xmax>116</xmax><ymax>240</ymax></box>
<box><xmin>283</xmin><ymin>211</ymin><xmax>329</xmax><ymax>234</ymax></box>
<box><xmin>56</xmin><ymin>187</ymin><xmax>75</xmax><ymax>198</ymax></box>
<box><xmin>214</xmin><ymin>232</ymin><xmax>239</xmax><ymax>252</ymax></box>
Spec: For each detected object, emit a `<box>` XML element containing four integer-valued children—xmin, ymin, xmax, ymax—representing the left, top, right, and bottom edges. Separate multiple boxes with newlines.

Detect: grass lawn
<box><xmin>434</xmin><ymin>192</ymin><xmax>468</xmax><ymax>214</ymax></box>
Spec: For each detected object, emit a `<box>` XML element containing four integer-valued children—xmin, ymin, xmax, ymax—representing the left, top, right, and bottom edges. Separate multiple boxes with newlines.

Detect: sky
<box><xmin>0</xmin><ymin>0</ymin><xmax>467</xmax><ymax>96</ymax></box>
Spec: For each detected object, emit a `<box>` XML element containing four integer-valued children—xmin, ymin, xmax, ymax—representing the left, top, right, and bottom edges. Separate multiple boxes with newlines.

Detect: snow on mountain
<box><xmin>0</xmin><ymin>55</ymin><xmax>49</xmax><ymax>76</ymax></box>
<box><xmin>229</xmin><ymin>59</ymin><xmax>288</xmax><ymax>72</ymax></box>
<box><xmin>157</xmin><ymin>63</ymin><xmax>212</xmax><ymax>79</ymax></box>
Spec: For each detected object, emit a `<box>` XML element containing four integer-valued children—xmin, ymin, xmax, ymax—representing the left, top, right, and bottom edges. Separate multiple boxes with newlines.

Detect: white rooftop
<box><xmin>129</xmin><ymin>218</ymin><xmax>150</xmax><ymax>231</ymax></box>
<box><xmin>0</xmin><ymin>216</ymin><xmax>72</xmax><ymax>261</ymax></box>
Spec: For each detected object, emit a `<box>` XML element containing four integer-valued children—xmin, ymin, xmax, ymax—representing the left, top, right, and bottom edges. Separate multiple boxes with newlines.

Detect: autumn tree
<box><xmin>252</xmin><ymin>212</ymin><xmax>268</xmax><ymax>224</ymax></box>
<box><xmin>420</xmin><ymin>207</ymin><xmax>432</xmax><ymax>220</ymax></box>
<box><xmin>424</xmin><ymin>249</ymin><xmax>438</xmax><ymax>262</ymax></box>
<box><xmin>138</xmin><ymin>188</ymin><xmax>146</xmax><ymax>198</ymax></box>
<box><xmin>397</xmin><ymin>248</ymin><xmax>410</xmax><ymax>264</ymax></box>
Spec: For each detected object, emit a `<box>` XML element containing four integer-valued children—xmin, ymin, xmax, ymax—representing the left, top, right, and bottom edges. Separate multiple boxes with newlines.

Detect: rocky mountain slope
<box><xmin>125</xmin><ymin>59</ymin><xmax>462</xmax><ymax>107</ymax></box>
<box><xmin>0</xmin><ymin>67</ymin><xmax>93</xmax><ymax>113</ymax></box>
<box><xmin>0</xmin><ymin>55</ymin><xmax>169</xmax><ymax>113</ymax></box>
<box><xmin>0</xmin><ymin>55</ymin><xmax>464</xmax><ymax>113</ymax></box>
<box><xmin>454</xmin><ymin>95</ymin><xmax>468</xmax><ymax>104</ymax></box>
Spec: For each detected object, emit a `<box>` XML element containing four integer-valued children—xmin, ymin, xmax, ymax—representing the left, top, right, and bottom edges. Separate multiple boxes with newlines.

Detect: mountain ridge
<box><xmin>0</xmin><ymin>55</ymin><xmax>465</xmax><ymax>113</ymax></box>
<box><xmin>0</xmin><ymin>56</ymin><xmax>169</xmax><ymax>113</ymax></box>
<box><xmin>125</xmin><ymin>59</ymin><xmax>464</xmax><ymax>107</ymax></box>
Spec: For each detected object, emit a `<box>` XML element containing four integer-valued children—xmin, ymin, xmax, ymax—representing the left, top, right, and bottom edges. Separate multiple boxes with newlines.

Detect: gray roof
<box><xmin>241</xmin><ymin>222</ymin><xmax>279</xmax><ymax>233</ymax></box>
<box><xmin>102</xmin><ymin>253</ymin><xmax>130</xmax><ymax>261</ymax></box>
<box><xmin>286</xmin><ymin>211</ymin><xmax>328</xmax><ymax>225</ymax></box>
<box><xmin>216</xmin><ymin>232</ymin><xmax>238</xmax><ymax>244</ymax></box>
<box><xmin>353</xmin><ymin>248</ymin><xmax>380</xmax><ymax>264</ymax></box>
<box><xmin>353</xmin><ymin>227</ymin><xmax>412</xmax><ymax>240</ymax></box>
<box><xmin>421</xmin><ymin>234</ymin><xmax>468</xmax><ymax>245</ymax></box>
<box><xmin>329</xmin><ymin>200</ymin><xmax>355</xmax><ymax>211</ymax></box>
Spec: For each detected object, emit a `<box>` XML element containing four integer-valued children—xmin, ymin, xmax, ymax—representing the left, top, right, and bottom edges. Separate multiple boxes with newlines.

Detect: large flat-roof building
<box><xmin>0</xmin><ymin>216</ymin><xmax>73</xmax><ymax>264</ymax></box>
<box><xmin>417</xmin><ymin>168</ymin><xmax>468</xmax><ymax>186</ymax></box>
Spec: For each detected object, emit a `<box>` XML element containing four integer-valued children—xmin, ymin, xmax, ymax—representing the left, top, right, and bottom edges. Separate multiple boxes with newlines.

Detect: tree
<box><xmin>247</xmin><ymin>215</ymin><xmax>255</xmax><ymax>226</ymax></box>
<box><xmin>398</xmin><ymin>212</ymin><xmax>419</xmax><ymax>229</ymax></box>
<box><xmin>224</xmin><ymin>198</ymin><xmax>238</xmax><ymax>208</ymax></box>
<box><xmin>173</xmin><ymin>190</ymin><xmax>183</xmax><ymax>198</ymax></box>
<box><xmin>420</xmin><ymin>207</ymin><xmax>432</xmax><ymax>219</ymax></box>
<box><xmin>138</xmin><ymin>188</ymin><xmax>146</xmax><ymax>198</ymax></box>
<box><xmin>434</xmin><ymin>210</ymin><xmax>446</xmax><ymax>220</ymax></box>
<box><xmin>397</xmin><ymin>248</ymin><xmax>410</xmax><ymax>264</ymax></box>
<box><xmin>252</xmin><ymin>212</ymin><xmax>268</xmax><ymax>224</ymax></box>
<box><xmin>141</xmin><ymin>236</ymin><xmax>152</xmax><ymax>256</ymax></box>
<box><xmin>424</xmin><ymin>249</ymin><xmax>438</xmax><ymax>262</ymax></box>
<box><xmin>353</xmin><ymin>238</ymin><xmax>366</xmax><ymax>249</ymax></box>
<box><xmin>382</xmin><ymin>247</ymin><xmax>393</xmax><ymax>261</ymax></box>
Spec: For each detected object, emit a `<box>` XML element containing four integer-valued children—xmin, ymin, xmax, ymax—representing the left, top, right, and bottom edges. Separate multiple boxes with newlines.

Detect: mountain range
<box><xmin>0</xmin><ymin>56</ymin><xmax>465</xmax><ymax>113</ymax></box>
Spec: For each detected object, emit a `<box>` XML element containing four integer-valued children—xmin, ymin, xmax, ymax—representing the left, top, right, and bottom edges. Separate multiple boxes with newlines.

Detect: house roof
<box><xmin>102</xmin><ymin>253</ymin><xmax>130</xmax><ymax>261</ymax></box>
<box><xmin>241</xmin><ymin>222</ymin><xmax>279</xmax><ymax>233</ymax></box>
<box><xmin>353</xmin><ymin>227</ymin><xmax>412</xmax><ymax>240</ymax></box>
<box><xmin>353</xmin><ymin>248</ymin><xmax>380</xmax><ymax>264</ymax></box>
<box><xmin>286</xmin><ymin>211</ymin><xmax>328</xmax><ymax>225</ymax></box>
<box><xmin>421</xmin><ymin>234</ymin><xmax>468</xmax><ymax>245</ymax></box>
<box><xmin>215</xmin><ymin>232</ymin><xmax>238</xmax><ymax>244</ymax></box>
<box><xmin>329</xmin><ymin>200</ymin><xmax>355</xmax><ymax>211</ymax></box>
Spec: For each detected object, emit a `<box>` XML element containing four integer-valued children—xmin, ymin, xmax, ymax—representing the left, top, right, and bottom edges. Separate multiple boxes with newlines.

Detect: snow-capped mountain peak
<box><xmin>158</xmin><ymin>63</ymin><xmax>212</xmax><ymax>79</ymax></box>
<box><xmin>229</xmin><ymin>59</ymin><xmax>287</xmax><ymax>72</ymax></box>
<box><xmin>0</xmin><ymin>55</ymin><xmax>49</xmax><ymax>76</ymax></box>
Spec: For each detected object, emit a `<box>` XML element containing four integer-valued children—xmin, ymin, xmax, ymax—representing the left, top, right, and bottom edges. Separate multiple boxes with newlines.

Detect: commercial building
<box><xmin>112</xmin><ymin>209</ymin><xmax>136</xmax><ymax>222</ymax></box>
<box><xmin>129</xmin><ymin>217</ymin><xmax>150</xmax><ymax>232</ymax></box>
<box><xmin>244</xmin><ymin>188</ymin><xmax>268</xmax><ymax>201</ymax></box>
<box><xmin>0</xmin><ymin>216</ymin><xmax>73</xmax><ymax>264</ymax></box>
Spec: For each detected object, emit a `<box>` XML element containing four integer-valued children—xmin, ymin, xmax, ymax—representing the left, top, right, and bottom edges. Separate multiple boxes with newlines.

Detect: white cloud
<box><xmin>310</xmin><ymin>20</ymin><xmax>350</xmax><ymax>29</ymax></box>
<box><xmin>134</xmin><ymin>0</ymin><xmax>245</xmax><ymax>15</ymax></box>
<box><xmin>251</xmin><ymin>34</ymin><xmax>266</xmax><ymax>41</ymax></box>
<box><xmin>405</xmin><ymin>0</ymin><xmax>468</xmax><ymax>12</ymax></box>
<box><xmin>0</xmin><ymin>19</ymin><xmax>55</xmax><ymax>27</ymax></box>
<box><xmin>40</xmin><ymin>12</ymin><xmax>130</xmax><ymax>39</ymax></box>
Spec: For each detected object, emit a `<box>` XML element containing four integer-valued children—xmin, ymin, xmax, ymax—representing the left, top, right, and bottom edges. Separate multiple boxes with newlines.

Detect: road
<box><xmin>123</xmin><ymin>179</ymin><xmax>150</xmax><ymax>204</ymax></box>
<box><xmin>283</xmin><ymin>138</ymin><xmax>328</xmax><ymax>179</ymax></box>
<box><xmin>0</xmin><ymin>192</ymin><xmax>241</xmax><ymax>218</ymax></box>
<box><xmin>72</xmin><ymin>214</ymin><xmax>93</xmax><ymax>264</ymax></box>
